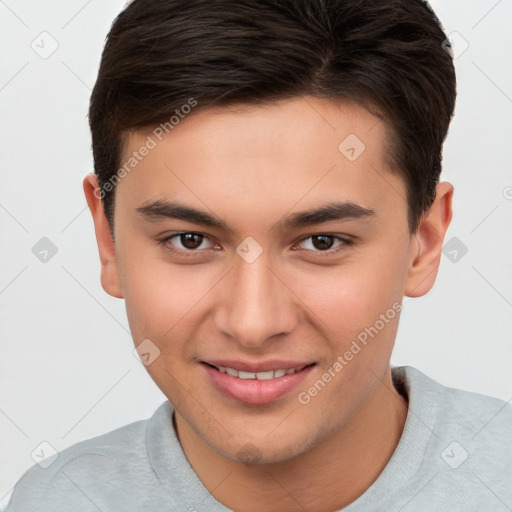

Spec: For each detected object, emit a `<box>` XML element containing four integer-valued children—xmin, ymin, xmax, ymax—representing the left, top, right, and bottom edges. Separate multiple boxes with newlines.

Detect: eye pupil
<box><xmin>181</xmin><ymin>233</ymin><xmax>202</xmax><ymax>249</ymax></box>
<box><xmin>312</xmin><ymin>235</ymin><xmax>333</xmax><ymax>250</ymax></box>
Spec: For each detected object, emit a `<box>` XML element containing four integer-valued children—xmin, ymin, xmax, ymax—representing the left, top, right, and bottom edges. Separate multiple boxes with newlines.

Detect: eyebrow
<box><xmin>136</xmin><ymin>199</ymin><xmax>376</xmax><ymax>232</ymax></box>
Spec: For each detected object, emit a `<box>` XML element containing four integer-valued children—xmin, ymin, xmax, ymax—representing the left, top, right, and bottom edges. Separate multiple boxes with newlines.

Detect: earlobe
<box><xmin>83</xmin><ymin>174</ymin><xmax>124</xmax><ymax>299</ymax></box>
<box><xmin>405</xmin><ymin>182</ymin><xmax>453</xmax><ymax>298</ymax></box>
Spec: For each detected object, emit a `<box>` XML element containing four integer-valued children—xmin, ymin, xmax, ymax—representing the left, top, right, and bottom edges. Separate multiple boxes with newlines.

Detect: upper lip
<box><xmin>202</xmin><ymin>360</ymin><xmax>315</xmax><ymax>373</ymax></box>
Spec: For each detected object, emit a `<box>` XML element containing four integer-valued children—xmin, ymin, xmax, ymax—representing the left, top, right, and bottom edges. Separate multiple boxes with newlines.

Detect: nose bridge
<box><xmin>215</xmin><ymin>250</ymin><xmax>294</xmax><ymax>346</ymax></box>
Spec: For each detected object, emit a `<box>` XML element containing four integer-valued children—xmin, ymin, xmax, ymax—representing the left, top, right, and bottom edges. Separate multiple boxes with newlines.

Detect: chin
<box><xmin>215</xmin><ymin>433</ymin><xmax>317</xmax><ymax>467</ymax></box>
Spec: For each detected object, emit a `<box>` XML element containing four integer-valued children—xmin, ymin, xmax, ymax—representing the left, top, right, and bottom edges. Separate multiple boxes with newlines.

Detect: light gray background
<box><xmin>1</xmin><ymin>0</ymin><xmax>511</xmax><ymax>505</ymax></box>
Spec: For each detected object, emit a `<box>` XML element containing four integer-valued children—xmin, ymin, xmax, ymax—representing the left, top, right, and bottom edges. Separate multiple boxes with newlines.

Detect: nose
<box><xmin>214</xmin><ymin>250</ymin><xmax>297</xmax><ymax>349</ymax></box>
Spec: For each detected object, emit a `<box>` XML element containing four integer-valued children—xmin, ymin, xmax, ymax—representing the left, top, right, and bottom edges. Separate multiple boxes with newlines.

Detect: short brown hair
<box><xmin>89</xmin><ymin>0</ymin><xmax>456</xmax><ymax>234</ymax></box>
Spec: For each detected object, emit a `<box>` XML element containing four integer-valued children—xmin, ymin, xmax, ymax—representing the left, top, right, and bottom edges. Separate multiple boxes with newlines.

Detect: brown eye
<box><xmin>311</xmin><ymin>235</ymin><xmax>335</xmax><ymax>250</ymax></box>
<box><xmin>180</xmin><ymin>233</ymin><xmax>204</xmax><ymax>249</ymax></box>
<box><xmin>296</xmin><ymin>234</ymin><xmax>352</xmax><ymax>255</ymax></box>
<box><xmin>159</xmin><ymin>232</ymin><xmax>214</xmax><ymax>255</ymax></box>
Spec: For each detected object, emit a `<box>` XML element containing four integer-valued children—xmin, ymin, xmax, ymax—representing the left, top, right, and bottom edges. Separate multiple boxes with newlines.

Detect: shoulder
<box><xmin>394</xmin><ymin>366</ymin><xmax>512</xmax><ymax>509</ymax></box>
<box><xmin>397</xmin><ymin>365</ymin><xmax>512</xmax><ymax>442</ymax></box>
<box><xmin>5</xmin><ymin>402</ymin><xmax>170</xmax><ymax>512</ymax></box>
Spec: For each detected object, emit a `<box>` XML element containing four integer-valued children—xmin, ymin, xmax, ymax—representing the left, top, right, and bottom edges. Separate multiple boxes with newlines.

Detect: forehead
<box><xmin>116</xmin><ymin>97</ymin><xmax>406</xmax><ymax>231</ymax></box>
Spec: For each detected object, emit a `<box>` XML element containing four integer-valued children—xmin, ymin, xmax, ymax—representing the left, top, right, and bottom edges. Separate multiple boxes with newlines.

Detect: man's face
<box><xmin>108</xmin><ymin>97</ymin><xmax>418</xmax><ymax>463</ymax></box>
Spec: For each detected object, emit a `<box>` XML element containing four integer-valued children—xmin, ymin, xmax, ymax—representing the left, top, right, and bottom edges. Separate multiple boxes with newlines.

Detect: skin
<box><xmin>84</xmin><ymin>97</ymin><xmax>453</xmax><ymax>511</ymax></box>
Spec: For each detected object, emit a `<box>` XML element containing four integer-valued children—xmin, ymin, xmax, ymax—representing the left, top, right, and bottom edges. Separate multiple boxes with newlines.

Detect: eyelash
<box><xmin>157</xmin><ymin>232</ymin><xmax>354</xmax><ymax>259</ymax></box>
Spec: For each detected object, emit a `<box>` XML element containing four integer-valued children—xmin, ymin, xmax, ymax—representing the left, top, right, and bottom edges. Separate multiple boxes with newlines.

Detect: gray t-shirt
<box><xmin>5</xmin><ymin>366</ymin><xmax>512</xmax><ymax>511</ymax></box>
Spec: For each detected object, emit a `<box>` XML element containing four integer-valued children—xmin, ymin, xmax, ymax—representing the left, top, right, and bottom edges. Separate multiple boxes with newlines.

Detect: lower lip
<box><xmin>202</xmin><ymin>363</ymin><xmax>314</xmax><ymax>405</ymax></box>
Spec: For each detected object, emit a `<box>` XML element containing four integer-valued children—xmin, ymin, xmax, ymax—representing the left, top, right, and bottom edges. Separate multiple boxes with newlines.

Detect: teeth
<box><xmin>256</xmin><ymin>371</ymin><xmax>274</xmax><ymax>380</ymax></box>
<box><xmin>215</xmin><ymin>365</ymin><xmax>306</xmax><ymax>380</ymax></box>
<box><xmin>238</xmin><ymin>371</ymin><xmax>256</xmax><ymax>380</ymax></box>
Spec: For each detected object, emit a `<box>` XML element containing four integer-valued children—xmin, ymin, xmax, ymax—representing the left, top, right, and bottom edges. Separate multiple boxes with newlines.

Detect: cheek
<box><xmin>119</xmin><ymin>245</ymin><xmax>213</xmax><ymax>343</ymax></box>
<box><xmin>291</xmin><ymin>255</ymin><xmax>405</xmax><ymax>335</ymax></box>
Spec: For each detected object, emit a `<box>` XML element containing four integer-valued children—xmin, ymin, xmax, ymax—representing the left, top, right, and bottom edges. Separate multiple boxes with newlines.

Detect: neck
<box><xmin>175</xmin><ymin>368</ymin><xmax>408</xmax><ymax>511</ymax></box>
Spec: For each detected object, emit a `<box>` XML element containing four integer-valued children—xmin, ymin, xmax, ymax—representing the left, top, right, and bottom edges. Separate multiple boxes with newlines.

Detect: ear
<box><xmin>405</xmin><ymin>181</ymin><xmax>453</xmax><ymax>298</ymax></box>
<box><xmin>83</xmin><ymin>174</ymin><xmax>124</xmax><ymax>298</ymax></box>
